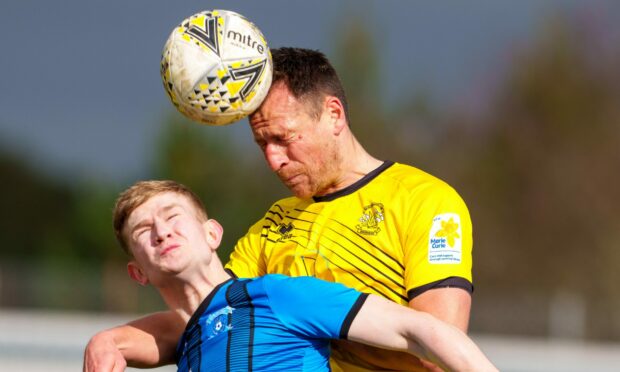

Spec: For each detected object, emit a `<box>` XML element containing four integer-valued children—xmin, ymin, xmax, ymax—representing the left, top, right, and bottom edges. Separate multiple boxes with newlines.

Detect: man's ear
<box><xmin>127</xmin><ymin>261</ymin><xmax>149</xmax><ymax>286</ymax></box>
<box><xmin>204</xmin><ymin>219</ymin><xmax>224</xmax><ymax>251</ymax></box>
<box><xmin>324</xmin><ymin>96</ymin><xmax>347</xmax><ymax>135</ymax></box>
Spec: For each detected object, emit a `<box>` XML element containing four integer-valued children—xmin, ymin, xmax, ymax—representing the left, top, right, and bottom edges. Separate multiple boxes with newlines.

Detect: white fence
<box><xmin>1</xmin><ymin>309</ymin><xmax>620</xmax><ymax>371</ymax></box>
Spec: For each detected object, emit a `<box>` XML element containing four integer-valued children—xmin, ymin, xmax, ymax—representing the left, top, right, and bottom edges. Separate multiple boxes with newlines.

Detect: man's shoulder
<box><xmin>255</xmin><ymin>275</ymin><xmax>348</xmax><ymax>297</ymax></box>
<box><xmin>247</xmin><ymin>275</ymin><xmax>314</xmax><ymax>311</ymax></box>
<box><xmin>255</xmin><ymin>274</ymin><xmax>322</xmax><ymax>288</ymax></box>
<box><xmin>266</xmin><ymin>195</ymin><xmax>310</xmax><ymax>210</ymax></box>
<box><xmin>244</xmin><ymin>274</ymin><xmax>296</xmax><ymax>294</ymax></box>
<box><xmin>381</xmin><ymin>162</ymin><xmax>457</xmax><ymax>195</ymax></box>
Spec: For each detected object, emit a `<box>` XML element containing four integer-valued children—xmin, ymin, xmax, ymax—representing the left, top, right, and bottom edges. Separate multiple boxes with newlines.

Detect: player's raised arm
<box><xmin>347</xmin><ymin>295</ymin><xmax>497</xmax><ymax>372</ymax></box>
<box><xmin>83</xmin><ymin>311</ymin><xmax>184</xmax><ymax>371</ymax></box>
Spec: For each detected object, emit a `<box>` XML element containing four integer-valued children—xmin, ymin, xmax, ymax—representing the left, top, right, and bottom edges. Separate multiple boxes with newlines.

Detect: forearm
<box><xmin>330</xmin><ymin>339</ymin><xmax>435</xmax><ymax>372</ymax></box>
<box><xmin>122</xmin><ymin>312</ymin><xmax>184</xmax><ymax>367</ymax></box>
<box><xmin>83</xmin><ymin>329</ymin><xmax>127</xmax><ymax>372</ymax></box>
<box><xmin>116</xmin><ymin>324</ymin><xmax>168</xmax><ymax>367</ymax></box>
<box><xmin>348</xmin><ymin>295</ymin><xmax>495</xmax><ymax>372</ymax></box>
<box><xmin>84</xmin><ymin>324</ymin><xmax>166</xmax><ymax>370</ymax></box>
<box><xmin>408</xmin><ymin>286</ymin><xmax>473</xmax><ymax>370</ymax></box>
<box><xmin>409</xmin><ymin>287</ymin><xmax>472</xmax><ymax>332</ymax></box>
<box><xmin>405</xmin><ymin>312</ymin><xmax>496</xmax><ymax>372</ymax></box>
<box><xmin>83</xmin><ymin>311</ymin><xmax>183</xmax><ymax>371</ymax></box>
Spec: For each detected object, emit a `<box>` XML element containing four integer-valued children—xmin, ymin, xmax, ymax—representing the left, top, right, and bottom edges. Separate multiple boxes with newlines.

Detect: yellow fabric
<box><xmin>225</xmin><ymin>162</ymin><xmax>472</xmax><ymax>370</ymax></box>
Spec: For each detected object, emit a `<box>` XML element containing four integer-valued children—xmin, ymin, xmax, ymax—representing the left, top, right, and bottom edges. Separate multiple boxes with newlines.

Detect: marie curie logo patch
<box><xmin>428</xmin><ymin>213</ymin><xmax>462</xmax><ymax>264</ymax></box>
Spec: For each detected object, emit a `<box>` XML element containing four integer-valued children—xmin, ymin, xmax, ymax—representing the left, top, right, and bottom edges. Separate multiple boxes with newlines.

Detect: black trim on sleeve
<box><xmin>339</xmin><ymin>293</ymin><xmax>370</xmax><ymax>339</ymax></box>
<box><xmin>407</xmin><ymin>276</ymin><xmax>473</xmax><ymax>301</ymax></box>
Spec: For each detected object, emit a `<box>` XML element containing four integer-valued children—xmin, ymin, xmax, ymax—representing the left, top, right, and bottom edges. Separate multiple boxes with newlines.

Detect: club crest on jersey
<box><xmin>275</xmin><ymin>222</ymin><xmax>294</xmax><ymax>241</ymax></box>
<box><xmin>428</xmin><ymin>213</ymin><xmax>462</xmax><ymax>264</ymax></box>
<box><xmin>205</xmin><ymin>306</ymin><xmax>233</xmax><ymax>340</ymax></box>
<box><xmin>356</xmin><ymin>203</ymin><xmax>385</xmax><ymax>235</ymax></box>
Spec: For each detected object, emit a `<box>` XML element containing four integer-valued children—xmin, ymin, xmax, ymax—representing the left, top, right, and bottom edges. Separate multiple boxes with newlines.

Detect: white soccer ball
<box><xmin>160</xmin><ymin>10</ymin><xmax>272</xmax><ymax>126</ymax></box>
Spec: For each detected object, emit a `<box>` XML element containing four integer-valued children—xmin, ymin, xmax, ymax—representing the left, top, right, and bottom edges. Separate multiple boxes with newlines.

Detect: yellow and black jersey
<box><xmin>226</xmin><ymin>160</ymin><xmax>473</xmax><ymax>306</ymax></box>
<box><xmin>226</xmin><ymin>160</ymin><xmax>473</xmax><ymax>371</ymax></box>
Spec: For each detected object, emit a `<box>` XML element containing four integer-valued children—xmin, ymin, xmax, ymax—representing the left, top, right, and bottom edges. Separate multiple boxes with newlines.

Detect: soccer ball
<box><xmin>160</xmin><ymin>10</ymin><xmax>272</xmax><ymax>126</ymax></box>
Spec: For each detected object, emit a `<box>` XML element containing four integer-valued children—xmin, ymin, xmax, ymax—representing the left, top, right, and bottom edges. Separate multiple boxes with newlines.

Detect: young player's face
<box><xmin>249</xmin><ymin>83</ymin><xmax>342</xmax><ymax>199</ymax></box>
<box><xmin>124</xmin><ymin>192</ymin><xmax>212</xmax><ymax>284</ymax></box>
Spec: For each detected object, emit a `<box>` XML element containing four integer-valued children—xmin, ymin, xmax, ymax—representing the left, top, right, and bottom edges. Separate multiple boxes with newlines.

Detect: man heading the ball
<box><xmin>84</xmin><ymin>47</ymin><xmax>474</xmax><ymax>372</ymax></box>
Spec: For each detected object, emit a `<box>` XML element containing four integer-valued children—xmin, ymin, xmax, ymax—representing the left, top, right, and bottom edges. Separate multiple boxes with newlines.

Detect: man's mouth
<box><xmin>160</xmin><ymin>244</ymin><xmax>180</xmax><ymax>257</ymax></box>
<box><xmin>283</xmin><ymin>173</ymin><xmax>302</xmax><ymax>185</ymax></box>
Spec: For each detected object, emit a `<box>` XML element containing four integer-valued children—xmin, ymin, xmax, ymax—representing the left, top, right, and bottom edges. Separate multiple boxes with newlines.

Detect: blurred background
<box><xmin>1</xmin><ymin>0</ymin><xmax>620</xmax><ymax>370</ymax></box>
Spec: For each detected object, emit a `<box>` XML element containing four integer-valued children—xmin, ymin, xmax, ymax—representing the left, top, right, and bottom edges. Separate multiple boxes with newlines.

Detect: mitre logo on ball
<box><xmin>161</xmin><ymin>10</ymin><xmax>272</xmax><ymax>126</ymax></box>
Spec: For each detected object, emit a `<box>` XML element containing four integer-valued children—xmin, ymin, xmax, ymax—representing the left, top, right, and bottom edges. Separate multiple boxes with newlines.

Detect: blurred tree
<box><xmin>69</xmin><ymin>182</ymin><xmax>122</xmax><ymax>262</ymax></box>
<box><xmin>0</xmin><ymin>149</ymin><xmax>73</xmax><ymax>259</ymax></box>
<box><xmin>446</xmin><ymin>14</ymin><xmax>620</xmax><ymax>339</ymax></box>
<box><xmin>332</xmin><ymin>17</ymin><xmax>395</xmax><ymax>160</ymax></box>
<box><xmin>331</xmin><ymin>9</ymin><xmax>620</xmax><ymax>341</ymax></box>
<box><xmin>331</xmin><ymin>15</ymin><xmax>446</xmax><ymax>171</ymax></box>
<box><xmin>0</xmin><ymin>148</ymin><xmax>117</xmax><ymax>310</ymax></box>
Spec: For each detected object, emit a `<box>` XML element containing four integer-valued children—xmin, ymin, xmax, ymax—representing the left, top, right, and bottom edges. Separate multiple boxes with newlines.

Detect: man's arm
<box><xmin>410</xmin><ymin>287</ymin><xmax>471</xmax><ymax>331</ymax></box>
<box><xmin>334</xmin><ymin>180</ymin><xmax>475</xmax><ymax>370</ymax></box>
<box><xmin>83</xmin><ymin>311</ymin><xmax>184</xmax><ymax>371</ymax></box>
<box><xmin>409</xmin><ymin>287</ymin><xmax>472</xmax><ymax>371</ymax></box>
<box><xmin>331</xmin><ymin>287</ymin><xmax>471</xmax><ymax>371</ymax></box>
<box><xmin>347</xmin><ymin>294</ymin><xmax>496</xmax><ymax>372</ymax></box>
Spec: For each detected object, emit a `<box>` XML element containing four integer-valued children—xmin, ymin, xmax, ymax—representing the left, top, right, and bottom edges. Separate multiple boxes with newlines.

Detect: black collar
<box><xmin>184</xmin><ymin>277</ymin><xmax>234</xmax><ymax>331</ymax></box>
<box><xmin>313</xmin><ymin>160</ymin><xmax>394</xmax><ymax>202</ymax></box>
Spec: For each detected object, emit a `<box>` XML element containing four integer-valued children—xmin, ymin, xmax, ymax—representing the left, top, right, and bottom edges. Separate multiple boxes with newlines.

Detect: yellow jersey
<box><xmin>226</xmin><ymin>161</ymin><xmax>473</xmax><ymax>371</ymax></box>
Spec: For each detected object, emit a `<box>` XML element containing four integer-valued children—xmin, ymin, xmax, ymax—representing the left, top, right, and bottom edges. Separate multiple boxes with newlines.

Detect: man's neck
<box><xmin>316</xmin><ymin>142</ymin><xmax>383</xmax><ymax>197</ymax></box>
<box><xmin>157</xmin><ymin>265</ymin><xmax>232</xmax><ymax>324</ymax></box>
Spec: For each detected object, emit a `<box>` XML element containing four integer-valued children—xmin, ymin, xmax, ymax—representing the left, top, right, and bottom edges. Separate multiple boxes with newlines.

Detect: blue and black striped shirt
<box><xmin>176</xmin><ymin>274</ymin><xmax>368</xmax><ymax>372</ymax></box>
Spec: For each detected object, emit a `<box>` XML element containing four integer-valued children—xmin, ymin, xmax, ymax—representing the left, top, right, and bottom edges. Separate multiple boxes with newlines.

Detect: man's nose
<box><xmin>264</xmin><ymin>143</ymin><xmax>288</xmax><ymax>172</ymax></box>
<box><xmin>152</xmin><ymin>218</ymin><xmax>172</xmax><ymax>243</ymax></box>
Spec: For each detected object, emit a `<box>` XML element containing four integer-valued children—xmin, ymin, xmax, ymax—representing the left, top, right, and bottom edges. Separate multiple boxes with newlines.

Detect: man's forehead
<box><xmin>250</xmin><ymin>117</ymin><xmax>287</xmax><ymax>136</ymax></box>
<box><xmin>250</xmin><ymin>84</ymin><xmax>302</xmax><ymax>121</ymax></box>
<box><xmin>249</xmin><ymin>104</ymin><xmax>310</xmax><ymax>139</ymax></box>
<box><xmin>128</xmin><ymin>193</ymin><xmax>186</xmax><ymax>223</ymax></box>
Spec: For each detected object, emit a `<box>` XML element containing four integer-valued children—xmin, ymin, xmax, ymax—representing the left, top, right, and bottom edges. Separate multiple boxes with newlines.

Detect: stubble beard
<box><xmin>290</xmin><ymin>142</ymin><xmax>343</xmax><ymax>199</ymax></box>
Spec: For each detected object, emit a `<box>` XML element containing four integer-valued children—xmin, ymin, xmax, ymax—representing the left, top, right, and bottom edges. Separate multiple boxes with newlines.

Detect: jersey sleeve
<box><xmin>403</xmin><ymin>181</ymin><xmax>473</xmax><ymax>300</ymax></box>
<box><xmin>263</xmin><ymin>275</ymin><xmax>368</xmax><ymax>340</ymax></box>
<box><xmin>225</xmin><ymin>217</ymin><xmax>267</xmax><ymax>278</ymax></box>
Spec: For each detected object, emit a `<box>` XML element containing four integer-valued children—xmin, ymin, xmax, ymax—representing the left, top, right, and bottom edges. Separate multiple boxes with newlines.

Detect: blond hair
<box><xmin>113</xmin><ymin>180</ymin><xmax>208</xmax><ymax>255</ymax></box>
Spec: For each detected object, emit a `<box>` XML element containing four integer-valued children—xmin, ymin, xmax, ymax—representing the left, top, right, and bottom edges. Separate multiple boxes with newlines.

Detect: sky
<box><xmin>0</xmin><ymin>0</ymin><xmax>609</xmax><ymax>184</ymax></box>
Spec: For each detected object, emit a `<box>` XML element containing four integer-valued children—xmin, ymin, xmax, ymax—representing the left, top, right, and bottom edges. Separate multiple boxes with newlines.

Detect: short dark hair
<box><xmin>271</xmin><ymin>47</ymin><xmax>349</xmax><ymax>121</ymax></box>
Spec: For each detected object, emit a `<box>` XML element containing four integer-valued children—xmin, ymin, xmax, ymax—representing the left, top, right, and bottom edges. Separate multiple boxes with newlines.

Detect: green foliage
<box><xmin>69</xmin><ymin>183</ymin><xmax>123</xmax><ymax>262</ymax></box>
<box><xmin>442</xmin><ymin>16</ymin><xmax>620</xmax><ymax>339</ymax></box>
<box><xmin>332</xmin><ymin>17</ymin><xmax>393</xmax><ymax>160</ymax></box>
<box><xmin>0</xmin><ymin>150</ymin><xmax>73</xmax><ymax>259</ymax></box>
<box><xmin>332</xmin><ymin>12</ymin><xmax>620</xmax><ymax>339</ymax></box>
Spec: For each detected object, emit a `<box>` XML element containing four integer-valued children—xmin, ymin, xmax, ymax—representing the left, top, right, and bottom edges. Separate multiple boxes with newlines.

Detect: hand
<box><xmin>83</xmin><ymin>332</ymin><xmax>127</xmax><ymax>372</ymax></box>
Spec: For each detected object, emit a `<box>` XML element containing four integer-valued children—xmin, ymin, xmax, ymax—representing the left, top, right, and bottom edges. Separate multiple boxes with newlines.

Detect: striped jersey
<box><xmin>225</xmin><ymin>160</ymin><xmax>473</xmax><ymax>371</ymax></box>
<box><xmin>175</xmin><ymin>274</ymin><xmax>367</xmax><ymax>372</ymax></box>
